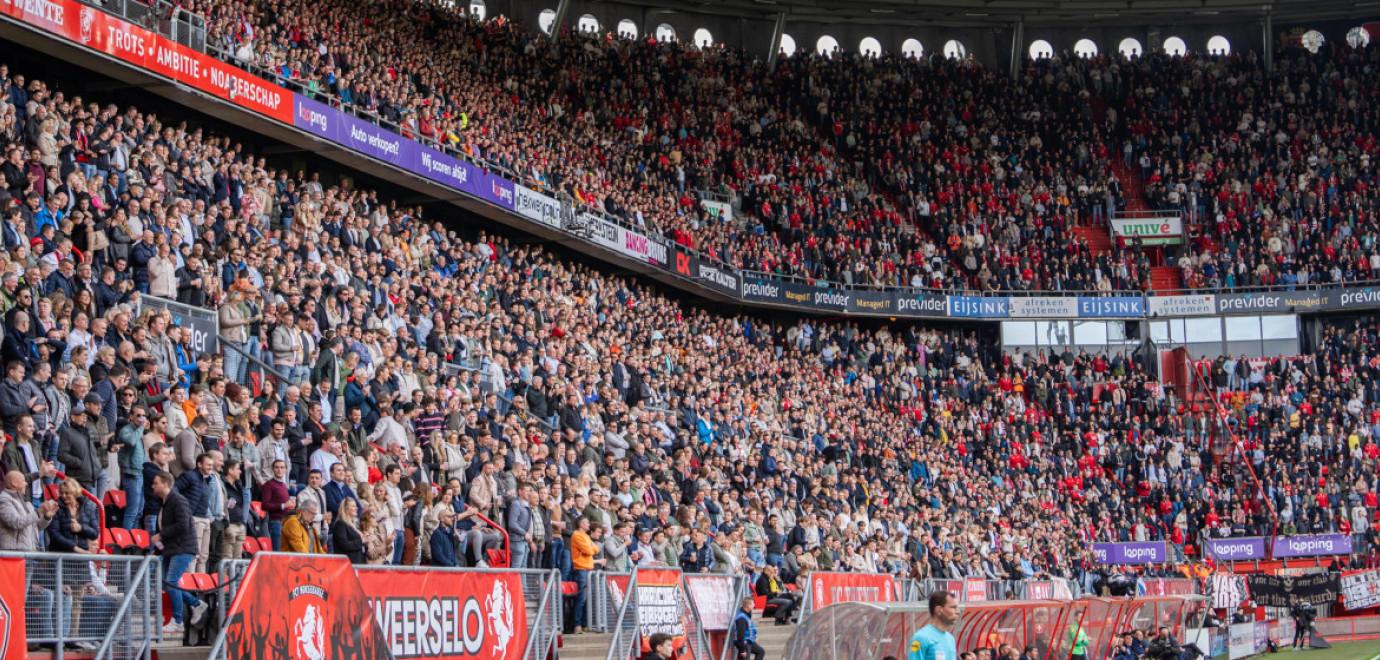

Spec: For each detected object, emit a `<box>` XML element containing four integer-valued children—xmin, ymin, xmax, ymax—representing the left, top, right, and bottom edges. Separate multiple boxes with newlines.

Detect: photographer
<box><xmin>1290</xmin><ymin>598</ymin><xmax>1316</xmax><ymax>650</ymax></box>
<box><xmin>1145</xmin><ymin>627</ymin><xmax>1182</xmax><ymax>660</ymax></box>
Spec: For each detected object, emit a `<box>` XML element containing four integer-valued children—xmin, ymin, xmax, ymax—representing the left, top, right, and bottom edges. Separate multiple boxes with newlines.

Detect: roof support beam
<box><xmin>1010</xmin><ymin>18</ymin><xmax>1024</xmax><ymax>80</ymax></box>
<box><xmin>767</xmin><ymin>12</ymin><xmax>788</xmax><ymax>71</ymax></box>
<box><xmin>548</xmin><ymin>0</ymin><xmax>572</xmax><ymax>41</ymax></box>
<box><xmin>1263</xmin><ymin>10</ymin><xmax>1273</xmax><ymax>75</ymax></box>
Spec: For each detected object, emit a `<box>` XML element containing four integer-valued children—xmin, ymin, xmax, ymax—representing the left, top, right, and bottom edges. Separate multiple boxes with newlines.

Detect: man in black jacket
<box><xmin>754</xmin><ymin>564</ymin><xmax>800</xmax><ymax>625</ymax></box>
<box><xmin>151</xmin><ymin>470</ymin><xmax>207</xmax><ymax>635</ymax></box>
<box><xmin>57</xmin><ymin>406</ymin><xmax>101</xmax><ymax>491</ymax></box>
<box><xmin>731</xmin><ymin>597</ymin><xmax>764</xmax><ymax>660</ymax></box>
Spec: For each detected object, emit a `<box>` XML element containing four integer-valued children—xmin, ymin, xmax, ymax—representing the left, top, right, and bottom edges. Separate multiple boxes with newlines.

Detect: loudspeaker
<box><xmin>1308</xmin><ymin>633</ymin><xmax>1331</xmax><ymax>649</ymax></box>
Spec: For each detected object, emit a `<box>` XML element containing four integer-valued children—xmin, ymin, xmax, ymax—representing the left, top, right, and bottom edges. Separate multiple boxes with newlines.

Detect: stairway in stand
<box><xmin>560</xmin><ymin>631</ymin><xmax>616</xmax><ymax>660</ymax></box>
<box><xmin>1071</xmin><ymin>225</ymin><xmax>1114</xmax><ymax>257</ymax></box>
<box><xmin>560</xmin><ymin>614</ymin><xmax>798</xmax><ymax>660</ymax></box>
<box><xmin>1149</xmin><ymin>266</ymin><xmax>1184</xmax><ymax>295</ymax></box>
<box><xmin>755</xmin><ymin>613</ymin><xmax>799</xmax><ymax>660</ymax></box>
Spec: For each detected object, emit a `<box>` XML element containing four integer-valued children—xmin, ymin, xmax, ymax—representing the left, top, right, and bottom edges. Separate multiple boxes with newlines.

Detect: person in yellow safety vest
<box><xmin>1066</xmin><ymin>622</ymin><xmax>1090</xmax><ymax>660</ymax></box>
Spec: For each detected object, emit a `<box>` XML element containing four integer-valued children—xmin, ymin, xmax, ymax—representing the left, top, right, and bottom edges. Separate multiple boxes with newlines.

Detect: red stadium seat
<box><xmin>178</xmin><ymin>573</ymin><xmax>199</xmax><ymax>591</ymax></box>
<box><xmin>194</xmin><ymin>573</ymin><xmax>218</xmax><ymax>591</ymax></box>
<box><xmin>109</xmin><ymin>528</ymin><xmax>135</xmax><ymax>553</ymax></box>
<box><xmin>250</xmin><ymin>501</ymin><xmax>264</xmax><ymax>518</ymax></box>
<box><xmin>129</xmin><ymin>528</ymin><xmax>151</xmax><ymax>553</ymax></box>
<box><xmin>257</xmin><ymin>537</ymin><xmax>273</xmax><ymax>552</ymax></box>
<box><xmin>243</xmin><ymin>539</ymin><xmax>260</xmax><ymax>557</ymax></box>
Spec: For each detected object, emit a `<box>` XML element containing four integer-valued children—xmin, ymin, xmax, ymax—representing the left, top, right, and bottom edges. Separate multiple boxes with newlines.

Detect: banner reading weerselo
<box><xmin>1091</xmin><ymin>541</ymin><xmax>1166</xmax><ymax>564</ymax></box>
<box><xmin>1340</xmin><ymin>570</ymin><xmax>1380</xmax><ymax>610</ymax></box>
<box><xmin>635</xmin><ymin>569</ymin><xmax>686</xmax><ymax>652</ymax></box>
<box><xmin>356</xmin><ymin>568</ymin><xmax>528</xmax><ymax>660</ymax></box>
<box><xmin>808</xmin><ymin>572</ymin><xmax>901</xmax><ymax>611</ymax></box>
<box><xmin>1243</xmin><ymin>573</ymin><xmax>1340</xmax><ymax>608</ymax></box>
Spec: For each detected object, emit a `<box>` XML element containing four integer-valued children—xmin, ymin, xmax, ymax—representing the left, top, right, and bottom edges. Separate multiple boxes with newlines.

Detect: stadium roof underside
<box><xmin>599</xmin><ymin>0</ymin><xmax>1366</xmax><ymax>28</ymax></box>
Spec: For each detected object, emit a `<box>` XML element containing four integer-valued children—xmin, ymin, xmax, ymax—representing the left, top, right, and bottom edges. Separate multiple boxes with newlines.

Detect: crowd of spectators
<box><xmin>0</xmin><ymin>6</ymin><xmax>1374</xmax><ymax>650</ymax></box>
<box><xmin>193</xmin><ymin>0</ymin><xmax>1380</xmax><ymax>296</ymax></box>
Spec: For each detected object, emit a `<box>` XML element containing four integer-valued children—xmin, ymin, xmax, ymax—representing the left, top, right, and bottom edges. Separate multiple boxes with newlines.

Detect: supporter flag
<box><xmin>224</xmin><ymin>554</ymin><xmax>392</xmax><ymax>660</ymax></box>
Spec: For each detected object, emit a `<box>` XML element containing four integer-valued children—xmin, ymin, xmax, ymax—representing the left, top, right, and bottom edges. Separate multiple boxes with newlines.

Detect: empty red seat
<box><xmin>43</xmin><ymin>483</ymin><xmax>60</xmax><ymax>500</ymax></box>
<box><xmin>129</xmin><ymin>528</ymin><xmax>151</xmax><ymax>553</ymax></box>
<box><xmin>193</xmin><ymin>573</ymin><xmax>218</xmax><ymax>591</ymax></box>
<box><xmin>100</xmin><ymin>528</ymin><xmax>117</xmax><ymax>553</ymax></box>
<box><xmin>249</xmin><ymin>501</ymin><xmax>264</xmax><ymax>518</ymax></box>
<box><xmin>561</xmin><ymin>582</ymin><xmax>579</xmax><ymax>596</ymax></box>
<box><xmin>243</xmin><ymin>539</ymin><xmax>260</xmax><ymax>556</ymax></box>
<box><xmin>178</xmin><ymin>573</ymin><xmax>199</xmax><ymax>591</ymax></box>
<box><xmin>109</xmin><ymin>527</ymin><xmax>134</xmax><ymax>552</ymax></box>
<box><xmin>257</xmin><ymin>537</ymin><xmax>273</xmax><ymax>552</ymax></box>
<box><xmin>103</xmin><ymin>490</ymin><xmax>126</xmax><ymax>509</ymax></box>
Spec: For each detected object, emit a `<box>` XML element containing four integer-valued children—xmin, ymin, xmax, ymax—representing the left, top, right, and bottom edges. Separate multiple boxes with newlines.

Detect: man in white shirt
<box><xmin>309</xmin><ymin>435</ymin><xmax>344</xmax><ymax>477</ymax></box>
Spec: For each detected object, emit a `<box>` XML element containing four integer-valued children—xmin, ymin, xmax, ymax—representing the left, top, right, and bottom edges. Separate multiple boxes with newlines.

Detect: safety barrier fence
<box><xmin>604</xmin><ymin>567</ymin><xmax>643</xmax><ymax>660</ymax></box>
<box><xmin>0</xmin><ymin>552</ymin><xmax>163</xmax><ymax>660</ymax></box>
<box><xmin>588</xmin><ymin>570</ymin><xmax>632</xmax><ymax>633</ymax></box>
<box><xmin>207</xmin><ymin>554</ymin><xmax>562</xmax><ymax>660</ymax></box>
<box><xmin>1314</xmin><ymin>614</ymin><xmax>1380</xmax><ymax>640</ymax></box>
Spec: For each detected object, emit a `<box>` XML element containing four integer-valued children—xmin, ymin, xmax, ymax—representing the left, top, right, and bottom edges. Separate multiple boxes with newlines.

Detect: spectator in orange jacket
<box><xmin>570</xmin><ymin>516</ymin><xmax>605</xmax><ymax>634</ymax></box>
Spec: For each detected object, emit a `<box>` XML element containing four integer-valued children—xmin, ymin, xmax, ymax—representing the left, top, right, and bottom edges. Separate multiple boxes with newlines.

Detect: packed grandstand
<box><xmin>0</xmin><ymin>0</ymin><xmax>1377</xmax><ymax>658</ymax></box>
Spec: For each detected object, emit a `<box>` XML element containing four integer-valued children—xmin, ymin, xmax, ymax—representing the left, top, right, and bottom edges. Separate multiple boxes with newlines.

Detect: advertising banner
<box><xmin>293</xmin><ymin>96</ymin><xmax>515</xmax><ymax>211</ymax></box>
<box><xmin>1148</xmin><ymin>294</ymin><xmax>1216</xmax><ymax>317</ymax></box>
<box><xmin>848</xmin><ymin>289</ymin><xmax>895</xmax><ymax>315</ymax></box>
<box><xmin>1341</xmin><ymin>569</ymin><xmax>1380</xmax><ymax>610</ymax></box>
<box><xmin>579</xmin><ymin>214</ymin><xmax>666</xmax><ymax>266</ymax></box>
<box><xmin>607</xmin><ymin>573</ymin><xmax>631</xmax><ymax>609</ymax></box>
<box><xmin>1227</xmin><ymin>623</ymin><xmax>1255</xmax><ymax>660</ymax></box>
<box><xmin>1138</xmin><ymin>578</ymin><xmax>1197</xmax><ymax>596</ymax></box>
<box><xmin>141</xmin><ymin>294</ymin><xmax>219</xmax><ymax>354</ymax></box>
<box><xmin>224</xmin><ymin>554</ymin><xmax>393</xmax><ymax>660</ymax></box>
<box><xmin>1243</xmin><ymin>573</ymin><xmax>1340</xmax><ymax>607</ymax></box>
<box><xmin>896</xmin><ymin>292</ymin><xmax>950</xmax><ymax>316</ymax></box>
<box><xmin>948</xmin><ymin>295</ymin><xmax>1010</xmax><ymax>318</ymax></box>
<box><xmin>1209</xmin><ymin>627</ymin><xmax>1229</xmax><ymax>660</ymax></box>
<box><xmin>700</xmin><ymin>199</ymin><xmax>732</xmax><ymax>223</ymax></box>
<box><xmin>635</xmin><ymin>569</ymin><xmax>686</xmax><ymax>653</ymax></box>
<box><xmin>1</xmin><ymin>0</ymin><xmax>292</xmax><ymax>122</ymax></box>
<box><xmin>691</xmin><ymin>258</ymin><xmax>739</xmax><ymax>296</ymax></box>
<box><xmin>739</xmin><ymin>278</ymin><xmax>784</xmax><ymax>304</ymax></box>
<box><xmin>1204</xmin><ymin>537</ymin><xmax>1268</xmax><ymax>561</ymax></box>
<box><xmin>1252</xmin><ymin>621</ymin><xmax>1269</xmax><ymax>655</ymax></box>
<box><xmin>1215</xmin><ymin>292</ymin><xmax>1331</xmax><ymax>315</ymax></box>
<box><xmin>356</xmin><ymin>568</ymin><xmax>528</xmax><ymax>660</ymax></box>
<box><xmin>808</xmin><ymin>572</ymin><xmax>900</xmax><ymax>611</ymax></box>
<box><xmin>1092</xmin><ymin>541</ymin><xmax>1166</xmax><ymax>565</ymax></box>
<box><xmin>1111</xmin><ymin>217</ymin><xmax>1183</xmax><ymax>245</ymax></box>
<box><xmin>963</xmin><ymin>577</ymin><xmax>988</xmax><ymax>602</ymax></box>
<box><xmin>683</xmin><ymin>575</ymin><xmax>735</xmax><ymax>631</ymax></box>
<box><xmin>513</xmin><ymin>185</ymin><xmax>563</xmax><ymax>229</ymax></box>
<box><xmin>1270</xmin><ymin>534</ymin><xmax>1353</xmax><ymax>558</ymax></box>
<box><xmin>1009</xmin><ymin>297</ymin><xmax>1077</xmax><ymax>318</ymax></box>
<box><xmin>1077</xmin><ymin>296</ymin><xmax>1145</xmax><ymax>317</ymax></box>
<box><xmin>0</xmin><ymin>558</ymin><xmax>25</xmax><ymax>660</ymax></box>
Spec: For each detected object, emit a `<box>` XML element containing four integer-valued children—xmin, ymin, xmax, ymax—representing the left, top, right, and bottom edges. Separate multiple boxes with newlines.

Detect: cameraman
<box><xmin>1290</xmin><ymin>598</ymin><xmax>1315</xmax><ymax>650</ymax></box>
<box><xmin>1145</xmin><ymin>627</ymin><xmax>1182</xmax><ymax>660</ymax></box>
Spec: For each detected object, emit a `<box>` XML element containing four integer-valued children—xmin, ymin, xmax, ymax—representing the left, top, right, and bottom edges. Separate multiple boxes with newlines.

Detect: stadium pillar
<box><xmin>549</xmin><ymin>0</ymin><xmax>572</xmax><ymax>40</ymax></box>
<box><xmin>767</xmin><ymin>13</ymin><xmax>787</xmax><ymax>71</ymax></box>
<box><xmin>1010</xmin><ymin>20</ymin><xmax>1024</xmax><ymax>79</ymax></box>
<box><xmin>1262</xmin><ymin>11</ymin><xmax>1273</xmax><ymax>75</ymax></box>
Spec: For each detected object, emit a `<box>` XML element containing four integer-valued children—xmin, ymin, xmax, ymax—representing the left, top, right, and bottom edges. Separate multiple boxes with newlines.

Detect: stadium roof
<box><xmin>603</xmin><ymin>0</ymin><xmax>1369</xmax><ymax>28</ymax></box>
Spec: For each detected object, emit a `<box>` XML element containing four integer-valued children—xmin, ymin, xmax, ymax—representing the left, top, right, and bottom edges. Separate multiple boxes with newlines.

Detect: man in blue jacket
<box><xmin>430</xmin><ymin>508</ymin><xmax>460</xmax><ymax>567</ymax></box>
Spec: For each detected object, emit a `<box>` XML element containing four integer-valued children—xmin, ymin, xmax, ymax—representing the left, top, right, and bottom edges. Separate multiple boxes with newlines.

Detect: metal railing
<box><xmin>604</xmin><ymin>567</ymin><xmax>641</xmax><ymax>660</ymax></box>
<box><xmin>587</xmin><ymin>570</ymin><xmax>631</xmax><ymax>633</ymax></box>
<box><xmin>717</xmin><ymin>574</ymin><xmax>753</xmax><ymax>660</ymax></box>
<box><xmin>215</xmin><ymin>558</ymin><xmax>251</xmax><ymax>627</ymax></box>
<box><xmin>1</xmin><ymin>552</ymin><xmax>162</xmax><ymax>660</ymax></box>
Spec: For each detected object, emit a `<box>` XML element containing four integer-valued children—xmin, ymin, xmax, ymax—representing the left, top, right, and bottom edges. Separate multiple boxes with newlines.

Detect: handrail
<box><xmin>718</xmin><ymin>574</ymin><xmax>752</xmax><ymax>660</ymax></box>
<box><xmin>93</xmin><ymin>555</ymin><xmax>157</xmax><ymax>660</ymax></box>
<box><xmin>218</xmin><ymin>334</ymin><xmax>293</xmax><ymax>384</ymax></box>
<box><xmin>604</xmin><ymin>566</ymin><xmax>640</xmax><ymax>660</ymax></box>
<box><xmin>520</xmin><ymin>568</ymin><xmax>563</xmax><ymax>660</ymax></box>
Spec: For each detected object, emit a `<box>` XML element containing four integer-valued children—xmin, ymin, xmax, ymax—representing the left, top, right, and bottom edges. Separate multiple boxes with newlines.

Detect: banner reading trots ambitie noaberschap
<box><xmin>808</xmin><ymin>572</ymin><xmax>901</xmax><ymax>611</ymax></box>
<box><xmin>0</xmin><ymin>0</ymin><xmax>293</xmax><ymax>122</ymax></box>
<box><xmin>356</xmin><ymin>568</ymin><xmax>528</xmax><ymax>660</ymax></box>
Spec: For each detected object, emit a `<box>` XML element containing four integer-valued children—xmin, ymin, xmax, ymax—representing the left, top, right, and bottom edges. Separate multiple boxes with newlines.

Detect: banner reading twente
<box><xmin>808</xmin><ymin>572</ymin><xmax>901</xmax><ymax>610</ymax></box>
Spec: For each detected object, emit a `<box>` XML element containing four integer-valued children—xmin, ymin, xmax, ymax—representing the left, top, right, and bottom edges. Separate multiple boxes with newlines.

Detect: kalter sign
<box><xmin>808</xmin><ymin>572</ymin><xmax>900</xmax><ymax>611</ymax></box>
<box><xmin>356</xmin><ymin>568</ymin><xmax>527</xmax><ymax>660</ymax></box>
<box><xmin>1</xmin><ymin>0</ymin><xmax>292</xmax><ymax>122</ymax></box>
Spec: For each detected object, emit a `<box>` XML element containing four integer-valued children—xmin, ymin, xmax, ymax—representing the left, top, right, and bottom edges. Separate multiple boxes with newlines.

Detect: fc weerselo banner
<box><xmin>1243</xmin><ymin>573</ymin><xmax>1340</xmax><ymax>607</ymax></box>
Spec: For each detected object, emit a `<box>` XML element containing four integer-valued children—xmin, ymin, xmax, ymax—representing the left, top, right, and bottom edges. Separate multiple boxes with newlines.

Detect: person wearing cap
<box><xmin>57</xmin><ymin>403</ymin><xmax>101</xmax><ymax>492</ymax></box>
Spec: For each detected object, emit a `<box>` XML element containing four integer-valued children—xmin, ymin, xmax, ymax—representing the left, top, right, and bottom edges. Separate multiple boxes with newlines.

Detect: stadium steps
<box><xmin>1149</xmin><ymin>266</ymin><xmax>1185</xmax><ymax>295</ymax></box>
<box><xmin>1107</xmin><ymin>157</ymin><xmax>1151</xmax><ymax>213</ymax></box>
<box><xmin>754</xmin><ymin>614</ymin><xmax>799</xmax><ymax>660</ymax></box>
<box><xmin>560</xmin><ymin>631</ymin><xmax>616</xmax><ymax>660</ymax></box>
<box><xmin>1071</xmin><ymin>225</ymin><xmax>1114</xmax><ymax>257</ymax></box>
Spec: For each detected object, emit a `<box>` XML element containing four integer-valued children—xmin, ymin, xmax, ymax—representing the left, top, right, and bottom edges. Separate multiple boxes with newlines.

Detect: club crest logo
<box><xmin>289</xmin><ymin>580</ymin><xmax>329</xmax><ymax>660</ymax></box>
<box><xmin>486</xmin><ymin>579</ymin><xmax>514</xmax><ymax>656</ymax></box>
